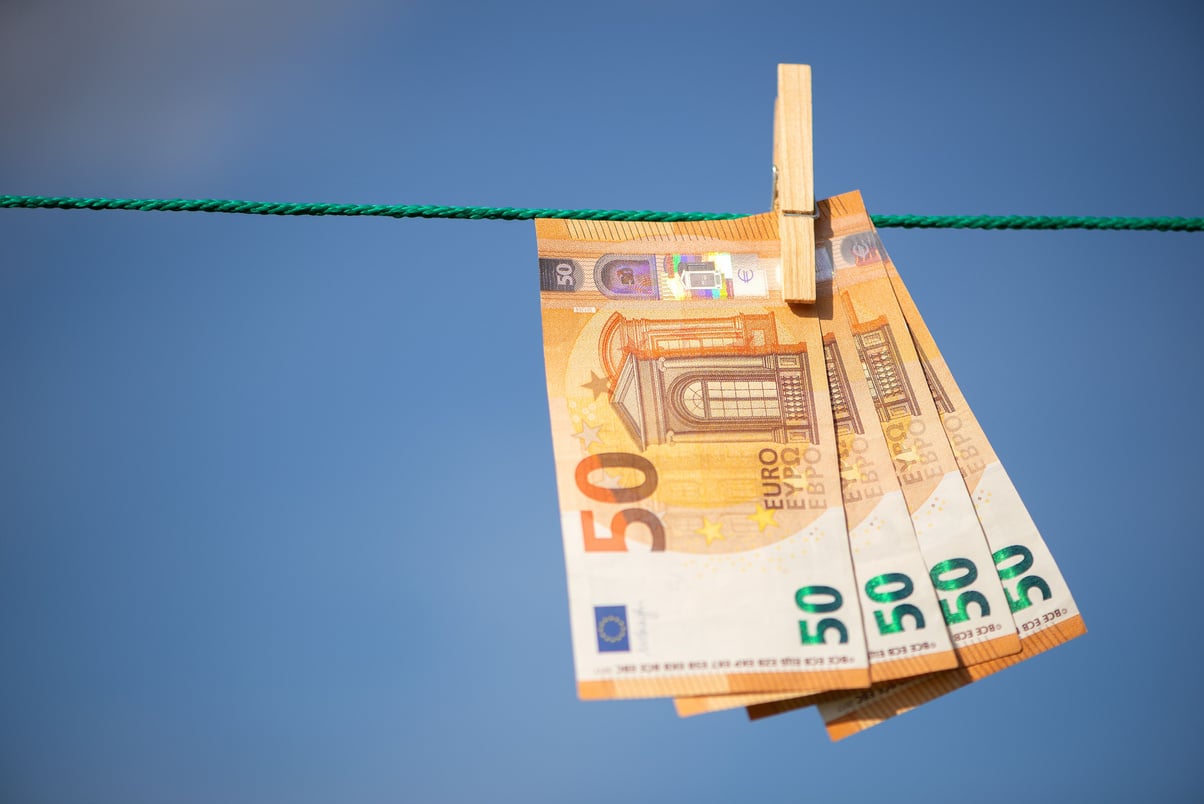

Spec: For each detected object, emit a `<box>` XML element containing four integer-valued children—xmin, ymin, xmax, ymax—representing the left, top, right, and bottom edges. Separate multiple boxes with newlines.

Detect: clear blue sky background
<box><xmin>1</xmin><ymin>2</ymin><xmax>1202</xmax><ymax>802</ymax></box>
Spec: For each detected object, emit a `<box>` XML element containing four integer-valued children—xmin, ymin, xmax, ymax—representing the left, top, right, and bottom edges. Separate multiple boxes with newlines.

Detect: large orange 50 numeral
<box><xmin>575</xmin><ymin>452</ymin><xmax>665</xmax><ymax>552</ymax></box>
<box><xmin>579</xmin><ymin>509</ymin><xmax>666</xmax><ymax>552</ymax></box>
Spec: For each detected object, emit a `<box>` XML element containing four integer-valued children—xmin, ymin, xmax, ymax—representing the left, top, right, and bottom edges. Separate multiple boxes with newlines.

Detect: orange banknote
<box><xmin>536</xmin><ymin>213</ymin><xmax>870</xmax><ymax>700</ymax></box>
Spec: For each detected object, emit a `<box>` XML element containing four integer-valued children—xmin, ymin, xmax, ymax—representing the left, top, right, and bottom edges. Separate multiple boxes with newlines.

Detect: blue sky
<box><xmin>1</xmin><ymin>2</ymin><xmax>1202</xmax><ymax>802</ymax></box>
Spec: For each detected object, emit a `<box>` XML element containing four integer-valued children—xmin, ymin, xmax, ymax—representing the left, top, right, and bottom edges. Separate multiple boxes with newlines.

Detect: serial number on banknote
<box><xmin>950</xmin><ymin>623</ymin><xmax>1006</xmax><ymax>642</ymax></box>
<box><xmin>1020</xmin><ymin>608</ymin><xmax>1069</xmax><ymax>633</ymax></box>
<box><xmin>613</xmin><ymin>654</ymin><xmax>858</xmax><ymax>674</ymax></box>
<box><xmin>868</xmin><ymin>641</ymin><xmax>939</xmax><ymax>661</ymax></box>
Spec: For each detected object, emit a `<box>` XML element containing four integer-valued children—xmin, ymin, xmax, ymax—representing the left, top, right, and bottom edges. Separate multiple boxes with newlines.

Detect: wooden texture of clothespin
<box><xmin>773</xmin><ymin>64</ymin><xmax>816</xmax><ymax>304</ymax></box>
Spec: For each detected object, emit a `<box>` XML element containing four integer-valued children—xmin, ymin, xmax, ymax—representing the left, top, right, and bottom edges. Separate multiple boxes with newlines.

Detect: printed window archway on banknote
<box><xmin>677</xmin><ymin>377</ymin><xmax>784</xmax><ymax>421</ymax></box>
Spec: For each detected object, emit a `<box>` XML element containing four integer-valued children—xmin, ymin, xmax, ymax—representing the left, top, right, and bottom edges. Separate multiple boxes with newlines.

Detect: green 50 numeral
<box><xmin>930</xmin><ymin>558</ymin><xmax>991</xmax><ymax>625</ymax></box>
<box><xmin>993</xmin><ymin>545</ymin><xmax>1052</xmax><ymax>612</ymax></box>
<box><xmin>865</xmin><ymin>572</ymin><xmax>925</xmax><ymax>635</ymax></box>
<box><xmin>796</xmin><ymin>585</ymin><xmax>849</xmax><ymax>645</ymax></box>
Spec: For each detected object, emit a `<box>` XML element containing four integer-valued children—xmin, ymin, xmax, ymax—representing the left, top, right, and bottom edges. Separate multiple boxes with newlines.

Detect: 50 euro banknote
<box><xmin>745</xmin><ymin>193</ymin><xmax>1086</xmax><ymax>738</ymax></box>
<box><xmin>535</xmin><ymin>214</ymin><xmax>872</xmax><ymax>699</ymax></box>
<box><xmin>676</xmin><ymin>191</ymin><xmax>1024</xmax><ymax>718</ymax></box>
<box><xmin>673</xmin><ymin>192</ymin><xmax>1084</xmax><ymax>732</ymax></box>
<box><xmin>808</xmin><ymin>194</ymin><xmax>1086</xmax><ymax>739</ymax></box>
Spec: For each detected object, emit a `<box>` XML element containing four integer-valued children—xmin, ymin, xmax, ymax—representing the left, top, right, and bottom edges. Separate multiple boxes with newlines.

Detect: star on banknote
<box><xmin>695</xmin><ymin>518</ymin><xmax>725</xmax><ymax>545</ymax></box>
<box><xmin>893</xmin><ymin>443</ymin><xmax>921</xmax><ymax>470</ymax></box>
<box><xmin>747</xmin><ymin>505</ymin><xmax>779</xmax><ymax>532</ymax></box>
<box><xmin>572</xmin><ymin>422</ymin><xmax>604</xmax><ymax>449</ymax></box>
<box><xmin>839</xmin><ymin>458</ymin><xmax>862</xmax><ymax>482</ymax></box>
<box><xmin>581</xmin><ymin>371</ymin><xmax>610</xmax><ymax>399</ymax></box>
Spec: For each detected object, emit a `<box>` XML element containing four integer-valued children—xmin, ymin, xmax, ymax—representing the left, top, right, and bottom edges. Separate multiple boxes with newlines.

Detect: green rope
<box><xmin>1</xmin><ymin>194</ymin><xmax>1200</xmax><ymax>232</ymax></box>
<box><xmin>869</xmin><ymin>214</ymin><xmax>1203</xmax><ymax>232</ymax></box>
<box><xmin>0</xmin><ymin>195</ymin><xmax>735</xmax><ymax>223</ymax></box>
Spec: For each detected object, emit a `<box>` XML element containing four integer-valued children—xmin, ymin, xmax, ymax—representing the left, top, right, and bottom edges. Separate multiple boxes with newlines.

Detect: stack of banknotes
<box><xmin>534</xmin><ymin>191</ymin><xmax>1084</xmax><ymax>740</ymax></box>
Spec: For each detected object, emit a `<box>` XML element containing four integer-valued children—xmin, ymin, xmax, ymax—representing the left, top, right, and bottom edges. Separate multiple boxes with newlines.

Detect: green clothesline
<box><xmin>1</xmin><ymin>194</ymin><xmax>1201</xmax><ymax>232</ymax></box>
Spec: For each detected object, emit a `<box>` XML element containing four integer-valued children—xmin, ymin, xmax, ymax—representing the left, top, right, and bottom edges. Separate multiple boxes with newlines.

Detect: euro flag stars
<box><xmin>594</xmin><ymin>606</ymin><xmax>631</xmax><ymax>652</ymax></box>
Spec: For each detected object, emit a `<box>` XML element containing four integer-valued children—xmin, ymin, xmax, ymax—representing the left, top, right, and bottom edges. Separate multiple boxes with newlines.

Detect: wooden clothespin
<box><xmin>773</xmin><ymin>64</ymin><xmax>816</xmax><ymax>304</ymax></box>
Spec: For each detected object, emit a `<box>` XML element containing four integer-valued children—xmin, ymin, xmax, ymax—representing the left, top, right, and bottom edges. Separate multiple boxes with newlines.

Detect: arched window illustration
<box><xmin>675</xmin><ymin>377</ymin><xmax>782</xmax><ymax>422</ymax></box>
<box><xmin>682</xmin><ymin>381</ymin><xmax>706</xmax><ymax>418</ymax></box>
